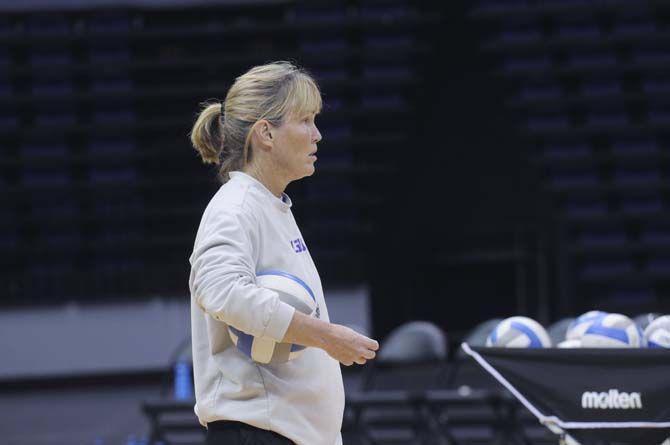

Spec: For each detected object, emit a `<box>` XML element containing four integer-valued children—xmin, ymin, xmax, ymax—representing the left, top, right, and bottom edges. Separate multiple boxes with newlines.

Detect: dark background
<box><xmin>5</xmin><ymin>0</ymin><xmax>669</xmax><ymax>337</ymax></box>
<box><xmin>2</xmin><ymin>0</ymin><xmax>670</xmax><ymax>442</ymax></box>
<box><xmin>2</xmin><ymin>2</ymin><xmax>552</xmax><ymax>334</ymax></box>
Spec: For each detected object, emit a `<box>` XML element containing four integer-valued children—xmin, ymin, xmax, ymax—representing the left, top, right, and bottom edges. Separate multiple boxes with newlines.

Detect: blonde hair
<box><xmin>189</xmin><ymin>61</ymin><xmax>322</xmax><ymax>182</ymax></box>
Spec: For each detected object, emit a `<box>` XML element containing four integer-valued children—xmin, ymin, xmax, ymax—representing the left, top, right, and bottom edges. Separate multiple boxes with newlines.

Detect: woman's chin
<box><xmin>304</xmin><ymin>164</ymin><xmax>316</xmax><ymax>176</ymax></box>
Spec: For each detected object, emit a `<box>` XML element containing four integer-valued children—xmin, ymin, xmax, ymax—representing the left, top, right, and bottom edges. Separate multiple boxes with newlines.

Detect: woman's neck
<box><xmin>242</xmin><ymin>162</ymin><xmax>286</xmax><ymax>198</ymax></box>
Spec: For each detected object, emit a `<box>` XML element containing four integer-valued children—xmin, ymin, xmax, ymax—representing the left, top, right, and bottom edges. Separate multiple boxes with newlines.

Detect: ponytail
<box><xmin>190</xmin><ymin>102</ymin><xmax>223</xmax><ymax>165</ymax></box>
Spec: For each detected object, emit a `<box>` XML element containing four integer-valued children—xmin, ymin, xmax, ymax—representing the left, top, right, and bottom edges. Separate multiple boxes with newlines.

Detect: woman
<box><xmin>188</xmin><ymin>61</ymin><xmax>379</xmax><ymax>445</ymax></box>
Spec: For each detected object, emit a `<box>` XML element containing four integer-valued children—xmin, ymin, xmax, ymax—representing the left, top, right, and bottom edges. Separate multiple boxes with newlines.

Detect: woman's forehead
<box><xmin>287</xmin><ymin>106</ymin><xmax>319</xmax><ymax>120</ymax></box>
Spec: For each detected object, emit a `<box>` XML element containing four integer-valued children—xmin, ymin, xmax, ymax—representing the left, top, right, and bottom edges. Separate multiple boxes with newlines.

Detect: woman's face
<box><xmin>270</xmin><ymin>111</ymin><xmax>322</xmax><ymax>181</ymax></box>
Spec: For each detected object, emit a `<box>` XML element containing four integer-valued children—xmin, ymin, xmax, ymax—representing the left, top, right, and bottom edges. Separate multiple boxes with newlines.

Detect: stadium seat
<box><xmin>361</xmin><ymin>320</ymin><xmax>448</xmax><ymax>391</ymax></box>
<box><xmin>443</xmin><ymin>319</ymin><xmax>502</xmax><ymax>394</ymax></box>
<box><xmin>347</xmin><ymin>321</ymin><xmax>448</xmax><ymax>445</ymax></box>
<box><xmin>462</xmin><ymin>318</ymin><xmax>502</xmax><ymax>349</ymax></box>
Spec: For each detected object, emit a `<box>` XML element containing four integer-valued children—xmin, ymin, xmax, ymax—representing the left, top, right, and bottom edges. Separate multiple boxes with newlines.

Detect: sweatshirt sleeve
<box><xmin>189</xmin><ymin>206</ymin><xmax>295</xmax><ymax>342</ymax></box>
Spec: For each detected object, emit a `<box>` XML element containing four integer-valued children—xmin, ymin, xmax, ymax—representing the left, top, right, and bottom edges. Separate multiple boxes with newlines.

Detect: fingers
<box><xmin>330</xmin><ymin>326</ymin><xmax>380</xmax><ymax>367</ymax></box>
<box><xmin>359</xmin><ymin>335</ymin><xmax>379</xmax><ymax>351</ymax></box>
<box><xmin>368</xmin><ymin>339</ymin><xmax>379</xmax><ymax>351</ymax></box>
<box><xmin>353</xmin><ymin>335</ymin><xmax>378</xmax><ymax>365</ymax></box>
<box><xmin>363</xmin><ymin>349</ymin><xmax>376</xmax><ymax>360</ymax></box>
<box><xmin>342</xmin><ymin>346</ymin><xmax>377</xmax><ymax>366</ymax></box>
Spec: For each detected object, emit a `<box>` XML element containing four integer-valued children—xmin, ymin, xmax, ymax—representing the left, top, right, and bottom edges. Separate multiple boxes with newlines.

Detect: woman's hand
<box><xmin>282</xmin><ymin>311</ymin><xmax>379</xmax><ymax>366</ymax></box>
<box><xmin>322</xmin><ymin>323</ymin><xmax>379</xmax><ymax>366</ymax></box>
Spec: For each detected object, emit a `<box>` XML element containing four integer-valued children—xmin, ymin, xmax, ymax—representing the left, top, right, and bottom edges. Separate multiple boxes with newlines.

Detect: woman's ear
<box><xmin>258</xmin><ymin>120</ymin><xmax>274</xmax><ymax>146</ymax></box>
<box><xmin>251</xmin><ymin>119</ymin><xmax>274</xmax><ymax>152</ymax></box>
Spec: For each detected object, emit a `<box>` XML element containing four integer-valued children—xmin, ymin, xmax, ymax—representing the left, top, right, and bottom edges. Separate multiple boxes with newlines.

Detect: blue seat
<box><xmin>85</xmin><ymin>12</ymin><xmax>132</xmax><ymax>32</ymax></box>
<box><xmin>0</xmin><ymin>75</ymin><xmax>12</xmax><ymax>96</ymax></box>
<box><xmin>647</xmin><ymin>257</ymin><xmax>670</xmax><ymax>273</ymax></box>
<box><xmin>611</xmin><ymin>20</ymin><xmax>656</xmax><ymax>36</ymax></box>
<box><xmin>306</xmin><ymin>176</ymin><xmax>354</xmax><ymax>199</ymax></box>
<box><xmin>363</xmin><ymin>35</ymin><xmax>414</xmax><ymax>49</ymax></box>
<box><xmin>22</xmin><ymin>168</ymin><xmax>70</xmax><ymax>186</ymax></box>
<box><xmin>582</xmin><ymin>79</ymin><xmax>621</xmax><ymax>96</ymax></box>
<box><xmin>0</xmin><ymin>114</ymin><xmax>19</xmax><ymax>128</ymax></box>
<box><xmin>581</xmin><ymin>259</ymin><xmax>633</xmax><ymax>278</ymax></box>
<box><xmin>499</xmin><ymin>26</ymin><xmax>541</xmax><ymax>43</ymax></box>
<box><xmin>318</xmin><ymin>123</ymin><xmax>352</xmax><ymax>140</ymax></box>
<box><xmin>31</xmin><ymin>79</ymin><xmax>73</xmax><ymax>95</ymax></box>
<box><xmin>648</xmin><ymin>109</ymin><xmax>670</xmax><ymax>124</ymax></box>
<box><xmin>0</xmin><ymin>17</ymin><xmax>12</xmax><ymax>35</ymax></box>
<box><xmin>44</xmin><ymin>230</ymin><xmax>82</xmax><ymax>248</ymax></box>
<box><xmin>20</xmin><ymin>142</ymin><xmax>68</xmax><ymax>157</ymax></box>
<box><xmin>34</xmin><ymin>109</ymin><xmax>76</xmax><ymax>125</ymax></box>
<box><xmin>549</xmin><ymin>169</ymin><xmax>598</xmax><ymax>188</ymax></box>
<box><xmin>578</xmin><ymin>229</ymin><xmax>627</xmax><ymax>247</ymax></box>
<box><xmin>518</xmin><ymin>83</ymin><xmax>562</xmax><ymax>100</ymax></box>
<box><xmin>95</xmin><ymin>227</ymin><xmax>142</xmax><ymax>243</ymax></box>
<box><xmin>89</xmin><ymin>76</ymin><xmax>133</xmax><ymax>92</ymax></box>
<box><xmin>361</xmin><ymin>94</ymin><xmax>404</xmax><ymax>108</ymax></box>
<box><xmin>87</xmin><ymin>138</ymin><xmax>136</xmax><ymax>154</ymax></box>
<box><xmin>88</xmin><ymin>166</ymin><xmax>138</xmax><ymax>183</ymax></box>
<box><xmin>605</xmin><ymin>287</ymin><xmax>655</xmax><ymax>304</ymax></box>
<box><xmin>587</xmin><ymin>111</ymin><xmax>628</xmax><ymax>126</ymax></box>
<box><xmin>29</xmin><ymin>50</ymin><xmax>72</xmax><ymax>66</ymax></box>
<box><xmin>92</xmin><ymin>108</ymin><xmax>136</xmax><ymax>123</ymax></box>
<box><xmin>502</xmin><ymin>55</ymin><xmax>550</xmax><ymax>72</ymax></box>
<box><xmin>633</xmin><ymin>49</ymin><xmax>670</xmax><ymax>64</ymax></box>
<box><xmin>642</xmin><ymin>78</ymin><xmax>670</xmax><ymax>93</ymax></box>
<box><xmin>525</xmin><ymin>114</ymin><xmax>569</xmax><ymax>131</ymax></box>
<box><xmin>93</xmin><ymin>196</ymin><xmax>143</xmax><ymax>217</ymax></box>
<box><xmin>611</xmin><ymin>139</ymin><xmax>657</xmax><ymax>155</ymax></box>
<box><xmin>613</xmin><ymin>167</ymin><xmax>660</xmax><ymax>185</ymax></box>
<box><xmin>362</xmin><ymin>65</ymin><xmax>412</xmax><ymax>80</ymax></box>
<box><xmin>300</xmin><ymin>38</ymin><xmax>347</xmax><ymax>53</ymax></box>
<box><xmin>88</xmin><ymin>45</ymin><xmax>131</xmax><ymax>63</ymax></box>
<box><xmin>568</xmin><ymin>51</ymin><xmax>617</xmax><ymax>68</ymax></box>
<box><xmin>621</xmin><ymin>196</ymin><xmax>662</xmax><ymax>215</ymax></box>
<box><xmin>563</xmin><ymin>198</ymin><xmax>607</xmax><ymax>217</ymax></box>
<box><xmin>557</xmin><ymin>23</ymin><xmax>601</xmax><ymax>39</ymax></box>
<box><xmin>0</xmin><ymin>227</ymin><xmax>17</xmax><ymax>249</ymax></box>
<box><xmin>310</xmin><ymin>68</ymin><xmax>347</xmax><ymax>82</ymax></box>
<box><xmin>25</xmin><ymin>15</ymin><xmax>70</xmax><ymax>35</ymax></box>
<box><xmin>360</xmin><ymin>3</ymin><xmax>410</xmax><ymax>20</ymax></box>
<box><xmin>543</xmin><ymin>142</ymin><xmax>590</xmax><ymax>159</ymax></box>
<box><xmin>291</xmin><ymin>5</ymin><xmax>346</xmax><ymax>21</ymax></box>
<box><xmin>640</xmin><ymin>228</ymin><xmax>670</xmax><ymax>244</ymax></box>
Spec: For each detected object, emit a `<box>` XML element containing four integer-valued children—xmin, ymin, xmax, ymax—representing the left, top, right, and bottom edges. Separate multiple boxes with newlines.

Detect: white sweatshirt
<box><xmin>188</xmin><ymin>171</ymin><xmax>345</xmax><ymax>445</ymax></box>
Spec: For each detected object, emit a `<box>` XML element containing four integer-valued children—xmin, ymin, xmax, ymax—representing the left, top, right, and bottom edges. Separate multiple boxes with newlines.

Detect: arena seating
<box><xmin>0</xmin><ymin>0</ymin><xmax>440</xmax><ymax>306</ymax></box>
<box><xmin>472</xmin><ymin>0</ymin><xmax>670</xmax><ymax>316</ymax></box>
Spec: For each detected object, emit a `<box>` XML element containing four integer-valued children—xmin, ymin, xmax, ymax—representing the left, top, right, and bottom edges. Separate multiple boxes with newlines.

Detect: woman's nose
<box><xmin>313</xmin><ymin>125</ymin><xmax>322</xmax><ymax>143</ymax></box>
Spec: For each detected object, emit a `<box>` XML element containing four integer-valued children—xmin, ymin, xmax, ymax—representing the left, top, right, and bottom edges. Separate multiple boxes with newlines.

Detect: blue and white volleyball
<box><xmin>228</xmin><ymin>270</ymin><xmax>318</xmax><ymax>364</ymax></box>
<box><xmin>643</xmin><ymin>315</ymin><xmax>670</xmax><ymax>349</ymax></box>
<box><xmin>581</xmin><ymin>313</ymin><xmax>641</xmax><ymax>348</ymax></box>
<box><xmin>557</xmin><ymin>339</ymin><xmax>582</xmax><ymax>349</ymax></box>
<box><xmin>486</xmin><ymin>316</ymin><xmax>552</xmax><ymax>348</ymax></box>
<box><xmin>633</xmin><ymin>312</ymin><xmax>661</xmax><ymax>332</ymax></box>
<box><xmin>566</xmin><ymin>310</ymin><xmax>607</xmax><ymax>340</ymax></box>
